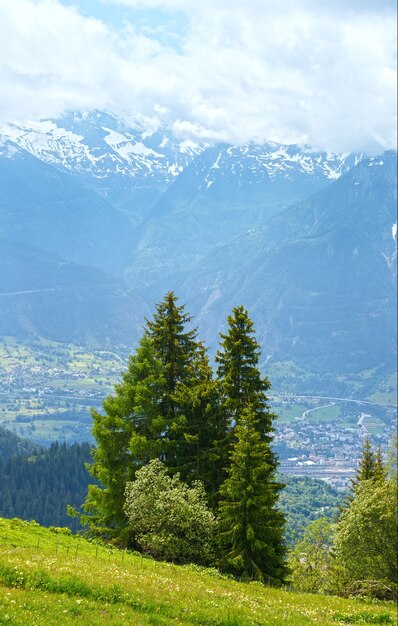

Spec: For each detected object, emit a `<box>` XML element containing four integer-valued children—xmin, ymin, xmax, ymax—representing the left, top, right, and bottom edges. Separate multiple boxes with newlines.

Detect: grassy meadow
<box><xmin>0</xmin><ymin>518</ymin><xmax>396</xmax><ymax>626</ymax></box>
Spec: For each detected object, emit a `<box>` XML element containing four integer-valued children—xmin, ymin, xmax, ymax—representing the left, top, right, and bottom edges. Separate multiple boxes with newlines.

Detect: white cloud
<box><xmin>0</xmin><ymin>0</ymin><xmax>396</xmax><ymax>152</ymax></box>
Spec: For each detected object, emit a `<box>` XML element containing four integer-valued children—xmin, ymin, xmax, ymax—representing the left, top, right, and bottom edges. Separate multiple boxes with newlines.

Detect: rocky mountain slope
<box><xmin>179</xmin><ymin>152</ymin><xmax>397</xmax><ymax>372</ymax></box>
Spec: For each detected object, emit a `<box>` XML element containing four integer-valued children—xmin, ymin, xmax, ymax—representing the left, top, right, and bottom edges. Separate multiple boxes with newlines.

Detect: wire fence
<box><xmin>0</xmin><ymin>523</ymin><xmax>143</xmax><ymax>568</ymax></box>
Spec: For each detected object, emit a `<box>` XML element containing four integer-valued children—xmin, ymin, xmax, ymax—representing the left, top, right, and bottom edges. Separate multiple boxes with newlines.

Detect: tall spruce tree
<box><xmin>355</xmin><ymin>436</ymin><xmax>376</xmax><ymax>483</ymax></box>
<box><xmin>82</xmin><ymin>335</ymin><xmax>166</xmax><ymax>540</ymax></box>
<box><xmin>215</xmin><ymin>305</ymin><xmax>277</xmax><ymax>477</ymax></box>
<box><xmin>144</xmin><ymin>292</ymin><xmax>215</xmax><ymax>479</ymax></box>
<box><xmin>173</xmin><ymin>342</ymin><xmax>227</xmax><ymax>498</ymax></box>
<box><xmin>346</xmin><ymin>435</ymin><xmax>376</xmax><ymax>502</ymax></box>
<box><xmin>216</xmin><ymin>305</ymin><xmax>275</xmax><ymax>441</ymax></box>
<box><xmin>216</xmin><ymin>306</ymin><xmax>286</xmax><ymax>583</ymax></box>
<box><xmin>218</xmin><ymin>407</ymin><xmax>287</xmax><ymax>583</ymax></box>
<box><xmin>343</xmin><ymin>436</ymin><xmax>384</xmax><ymax>510</ymax></box>
<box><xmin>374</xmin><ymin>445</ymin><xmax>387</xmax><ymax>483</ymax></box>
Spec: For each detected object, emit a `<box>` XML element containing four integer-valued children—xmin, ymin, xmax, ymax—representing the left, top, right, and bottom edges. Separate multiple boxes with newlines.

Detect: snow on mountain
<box><xmin>194</xmin><ymin>143</ymin><xmax>361</xmax><ymax>193</ymax></box>
<box><xmin>0</xmin><ymin>110</ymin><xmax>362</xmax><ymax>189</ymax></box>
<box><xmin>0</xmin><ymin>111</ymin><xmax>204</xmax><ymax>185</ymax></box>
<box><xmin>0</xmin><ymin>109</ymin><xmax>365</xmax><ymax>228</ymax></box>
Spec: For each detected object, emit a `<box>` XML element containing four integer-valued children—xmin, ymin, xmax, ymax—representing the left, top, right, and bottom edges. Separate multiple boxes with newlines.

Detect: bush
<box><xmin>288</xmin><ymin>517</ymin><xmax>334</xmax><ymax>593</ymax></box>
<box><xmin>333</xmin><ymin>478</ymin><xmax>397</xmax><ymax>598</ymax></box>
<box><xmin>124</xmin><ymin>459</ymin><xmax>216</xmax><ymax>564</ymax></box>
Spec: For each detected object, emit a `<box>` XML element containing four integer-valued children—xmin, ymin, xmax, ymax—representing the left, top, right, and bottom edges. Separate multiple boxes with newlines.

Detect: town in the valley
<box><xmin>0</xmin><ymin>340</ymin><xmax>395</xmax><ymax>490</ymax></box>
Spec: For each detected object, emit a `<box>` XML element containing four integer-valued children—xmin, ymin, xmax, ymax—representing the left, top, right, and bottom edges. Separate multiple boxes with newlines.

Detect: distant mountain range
<box><xmin>180</xmin><ymin>152</ymin><xmax>397</xmax><ymax>372</ymax></box>
<box><xmin>0</xmin><ymin>111</ymin><xmax>396</xmax><ymax>384</ymax></box>
<box><xmin>0</xmin><ymin>111</ymin><xmax>204</xmax><ymax>223</ymax></box>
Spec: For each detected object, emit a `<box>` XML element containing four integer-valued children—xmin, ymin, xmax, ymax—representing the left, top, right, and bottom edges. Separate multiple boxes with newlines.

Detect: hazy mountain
<box><xmin>0</xmin><ymin>147</ymin><xmax>135</xmax><ymax>276</ymax></box>
<box><xmin>0</xmin><ymin>237</ymin><xmax>148</xmax><ymax>345</ymax></box>
<box><xmin>180</xmin><ymin>152</ymin><xmax>397</xmax><ymax>372</ymax></box>
<box><xmin>0</xmin><ymin>110</ymin><xmax>395</xmax><ymax>380</ymax></box>
<box><xmin>128</xmin><ymin>142</ymin><xmax>361</xmax><ymax>293</ymax></box>
<box><xmin>0</xmin><ymin>111</ymin><xmax>204</xmax><ymax>223</ymax></box>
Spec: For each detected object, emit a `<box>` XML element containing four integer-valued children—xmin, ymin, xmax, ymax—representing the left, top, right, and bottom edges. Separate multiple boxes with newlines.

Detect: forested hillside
<box><xmin>0</xmin><ymin>425</ymin><xmax>40</xmax><ymax>458</ymax></box>
<box><xmin>0</xmin><ymin>441</ymin><xmax>94</xmax><ymax>532</ymax></box>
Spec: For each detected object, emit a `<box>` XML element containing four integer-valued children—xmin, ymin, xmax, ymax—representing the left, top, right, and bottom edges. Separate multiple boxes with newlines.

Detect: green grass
<box><xmin>0</xmin><ymin>518</ymin><xmax>396</xmax><ymax>626</ymax></box>
<box><xmin>272</xmin><ymin>404</ymin><xmax>309</xmax><ymax>423</ymax></box>
<box><xmin>306</xmin><ymin>405</ymin><xmax>341</xmax><ymax>422</ymax></box>
<box><xmin>367</xmin><ymin>391</ymin><xmax>397</xmax><ymax>406</ymax></box>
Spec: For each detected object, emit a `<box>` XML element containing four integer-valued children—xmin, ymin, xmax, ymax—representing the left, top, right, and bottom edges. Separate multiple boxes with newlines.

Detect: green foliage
<box><xmin>216</xmin><ymin>306</ymin><xmax>286</xmax><ymax>584</ymax></box>
<box><xmin>333</xmin><ymin>477</ymin><xmax>397</xmax><ymax>598</ymax></box>
<box><xmin>288</xmin><ymin>517</ymin><xmax>334</xmax><ymax>593</ymax></box>
<box><xmin>172</xmin><ymin>343</ymin><xmax>226</xmax><ymax>499</ymax></box>
<box><xmin>82</xmin><ymin>295</ymin><xmax>287</xmax><ymax>583</ymax></box>
<box><xmin>83</xmin><ymin>335</ymin><xmax>166</xmax><ymax>539</ymax></box>
<box><xmin>124</xmin><ymin>459</ymin><xmax>216</xmax><ymax>564</ymax></box>
<box><xmin>353</xmin><ymin>437</ymin><xmax>376</xmax><ymax>484</ymax></box>
<box><xmin>374</xmin><ymin>446</ymin><xmax>388</xmax><ymax>483</ymax></box>
<box><xmin>344</xmin><ymin>436</ymin><xmax>387</xmax><ymax>508</ymax></box>
<box><xmin>0</xmin><ymin>442</ymin><xmax>93</xmax><ymax>531</ymax></box>
<box><xmin>83</xmin><ymin>292</ymin><xmax>222</xmax><ymax>540</ymax></box>
<box><xmin>1</xmin><ymin>517</ymin><xmax>396</xmax><ymax>626</ymax></box>
<box><xmin>279</xmin><ymin>475</ymin><xmax>342</xmax><ymax>546</ymax></box>
<box><xmin>145</xmin><ymin>292</ymin><xmax>223</xmax><ymax>487</ymax></box>
<box><xmin>218</xmin><ymin>408</ymin><xmax>287</xmax><ymax>584</ymax></box>
<box><xmin>216</xmin><ymin>305</ymin><xmax>275</xmax><ymax>441</ymax></box>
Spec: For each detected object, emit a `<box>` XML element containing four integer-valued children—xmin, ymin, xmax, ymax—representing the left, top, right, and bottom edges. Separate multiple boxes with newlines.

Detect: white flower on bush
<box><xmin>124</xmin><ymin>459</ymin><xmax>216</xmax><ymax>564</ymax></box>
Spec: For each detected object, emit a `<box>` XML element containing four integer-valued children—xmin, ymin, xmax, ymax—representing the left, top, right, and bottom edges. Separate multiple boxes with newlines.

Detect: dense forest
<box><xmin>0</xmin><ymin>439</ymin><xmax>94</xmax><ymax>532</ymax></box>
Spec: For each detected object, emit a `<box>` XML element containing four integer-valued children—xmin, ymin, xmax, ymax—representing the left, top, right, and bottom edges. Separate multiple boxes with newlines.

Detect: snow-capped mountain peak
<box><xmin>0</xmin><ymin>110</ymin><xmax>205</xmax><ymax>183</ymax></box>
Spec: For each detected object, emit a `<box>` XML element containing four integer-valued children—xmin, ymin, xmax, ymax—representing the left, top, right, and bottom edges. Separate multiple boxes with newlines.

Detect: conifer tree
<box><xmin>374</xmin><ymin>445</ymin><xmax>387</xmax><ymax>483</ymax></box>
<box><xmin>173</xmin><ymin>342</ymin><xmax>226</xmax><ymax>497</ymax></box>
<box><xmin>144</xmin><ymin>292</ymin><xmax>208</xmax><ymax>476</ymax></box>
<box><xmin>347</xmin><ymin>435</ymin><xmax>376</xmax><ymax>501</ymax></box>
<box><xmin>216</xmin><ymin>306</ymin><xmax>286</xmax><ymax>583</ymax></box>
<box><xmin>82</xmin><ymin>335</ymin><xmax>166</xmax><ymax>540</ymax></box>
<box><xmin>83</xmin><ymin>292</ymin><xmax>220</xmax><ymax>539</ymax></box>
<box><xmin>216</xmin><ymin>305</ymin><xmax>275</xmax><ymax>441</ymax></box>
<box><xmin>215</xmin><ymin>305</ymin><xmax>277</xmax><ymax>477</ymax></box>
<box><xmin>145</xmin><ymin>291</ymin><xmax>199</xmax><ymax>400</ymax></box>
<box><xmin>218</xmin><ymin>407</ymin><xmax>287</xmax><ymax>584</ymax></box>
<box><xmin>356</xmin><ymin>436</ymin><xmax>376</xmax><ymax>482</ymax></box>
<box><xmin>343</xmin><ymin>436</ymin><xmax>382</xmax><ymax>510</ymax></box>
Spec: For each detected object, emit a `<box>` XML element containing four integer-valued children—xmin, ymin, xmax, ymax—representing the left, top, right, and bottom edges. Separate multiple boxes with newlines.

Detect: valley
<box><xmin>0</xmin><ymin>336</ymin><xmax>395</xmax><ymax>489</ymax></box>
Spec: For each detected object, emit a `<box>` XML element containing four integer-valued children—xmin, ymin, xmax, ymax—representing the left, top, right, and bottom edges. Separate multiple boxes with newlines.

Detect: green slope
<box><xmin>0</xmin><ymin>518</ymin><xmax>395</xmax><ymax>626</ymax></box>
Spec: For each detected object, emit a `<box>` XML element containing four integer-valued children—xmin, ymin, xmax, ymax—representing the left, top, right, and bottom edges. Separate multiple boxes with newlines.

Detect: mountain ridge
<box><xmin>0</xmin><ymin>109</ymin><xmax>396</xmax><ymax>381</ymax></box>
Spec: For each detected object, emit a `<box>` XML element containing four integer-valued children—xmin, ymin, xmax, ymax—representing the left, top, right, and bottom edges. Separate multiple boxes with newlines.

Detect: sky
<box><xmin>0</xmin><ymin>0</ymin><xmax>396</xmax><ymax>152</ymax></box>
